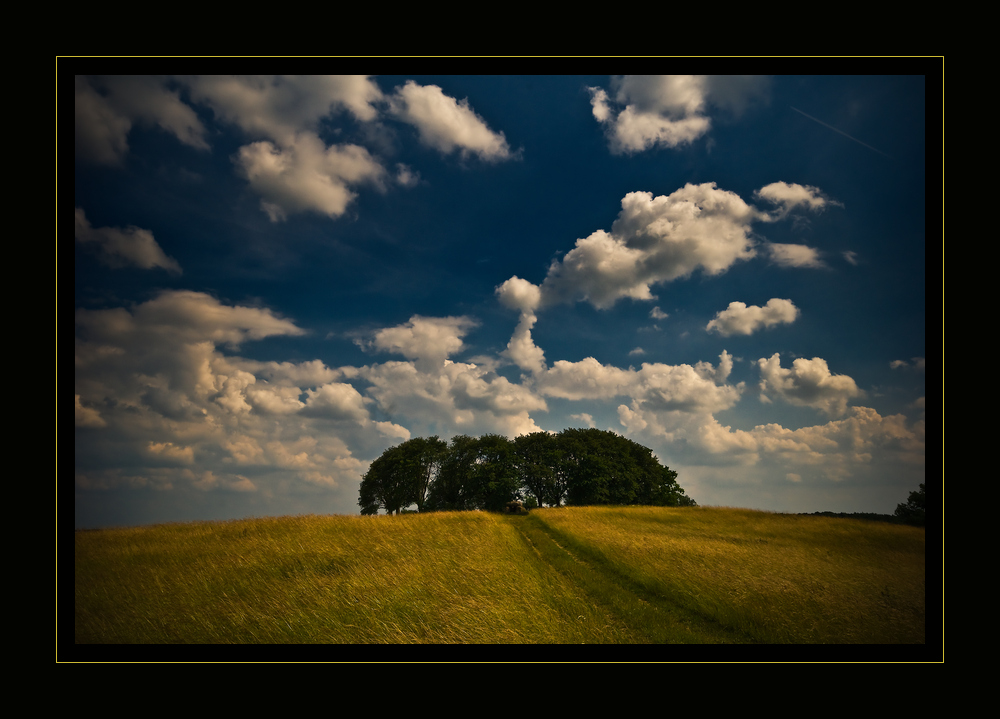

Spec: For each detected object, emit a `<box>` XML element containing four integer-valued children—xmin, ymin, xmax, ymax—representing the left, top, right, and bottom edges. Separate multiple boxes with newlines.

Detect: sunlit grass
<box><xmin>75</xmin><ymin>506</ymin><xmax>925</xmax><ymax>644</ymax></box>
<box><xmin>528</xmin><ymin>506</ymin><xmax>926</xmax><ymax>644</ymax></box>
<box><xmin>75</xmin><ymin>512</ymin><xmax>642</xmax><ymax>644</ymax></box>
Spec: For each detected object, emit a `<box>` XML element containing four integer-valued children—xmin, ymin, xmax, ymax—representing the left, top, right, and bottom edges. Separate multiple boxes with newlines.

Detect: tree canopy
<box><xmin>359</xmin><ymin>428</ymin><xmax>694</xmax><ymax>514</ymax></box>
<box><xmin>893</xmin><ymin>483</ymin><xmax>926</xmax><ymax>526</ymax></box>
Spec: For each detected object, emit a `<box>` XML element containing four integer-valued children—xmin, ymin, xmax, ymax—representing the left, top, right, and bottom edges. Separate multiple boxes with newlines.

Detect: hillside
<box><xmin>73</xmin><ymin>506</ymin><xmax>926</xmax><ymax>646</ymax></box>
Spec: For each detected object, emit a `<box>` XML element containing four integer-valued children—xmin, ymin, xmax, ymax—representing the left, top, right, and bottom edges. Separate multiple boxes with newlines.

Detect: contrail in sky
<box><xmin>790</xmin><ymin>106</ymin><xmax>891</xmax><ymax>158</ymax></box>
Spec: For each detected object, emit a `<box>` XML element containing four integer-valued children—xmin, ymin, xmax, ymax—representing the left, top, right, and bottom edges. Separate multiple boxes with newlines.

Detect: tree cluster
<box><xmin>893</xmin><ymin>483</ymin><xmax>926</xmax><ymax>526</ymax></box>
<box><xmin>359</xmin><ymin>428</ymin><xmax>695</xmax><ymax>515</ymax></box>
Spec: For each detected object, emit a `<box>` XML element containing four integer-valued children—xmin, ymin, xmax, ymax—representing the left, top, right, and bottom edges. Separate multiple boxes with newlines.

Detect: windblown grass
<box><xmin>528</xmin><ymin>506</ymin><xmax>926</xmax><ymax>644</ymax></box>
<box><xmin>75</xmin><ymin>506</ymin><xmax>926</xmax><ymax>644</ymax></box>
<box><xmin>75</xmin><ymin>511</ymin><xmax>642</xmax><ymax>644</ymax></box>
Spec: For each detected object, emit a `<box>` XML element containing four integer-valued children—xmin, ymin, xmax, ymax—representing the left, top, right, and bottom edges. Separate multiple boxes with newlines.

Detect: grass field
<box><xmin>74</xmin><ymin>506</ymin><xmax>927</xmax><ymax>645</ymax></box>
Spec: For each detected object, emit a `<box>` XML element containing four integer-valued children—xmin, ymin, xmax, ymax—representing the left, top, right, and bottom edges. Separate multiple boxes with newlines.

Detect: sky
<box><xmin>72</xmin><ymin>73</ymin><xmax>931</xmax><ymax>528</ymax></box>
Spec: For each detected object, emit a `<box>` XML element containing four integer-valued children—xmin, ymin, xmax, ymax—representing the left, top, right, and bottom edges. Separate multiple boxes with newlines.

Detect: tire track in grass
<box><xmin>506</xmin><ymin>513</ymin><xmax>756</xmax><ymax>645</ymax></box>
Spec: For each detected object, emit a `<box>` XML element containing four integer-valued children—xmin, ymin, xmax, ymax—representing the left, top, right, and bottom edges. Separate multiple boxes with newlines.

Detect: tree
<box><xmin>362</xmin><ymin>428</ymin><xmax>694</xmax><ymax>514</ymax></box>
<box><xmin>426</xmin><ymin>434</ymin><xmax>480</xmax><ymax>511</ymax></box>
<box><xmin>555</xmin><ymin>428</ymin><xmax>693</xmax><ymax>507</ymax></box>
<box><xmin>397</xmin><ymin>436</ymin><xmax>448</xmax><ymax>513</ymax></box>
<box><xmin>514</xmin><ymin>431</ymin><xmax>564</xmax><ymax>508</ymax></box>
<box><xmin>358</xmin><ymin>444</ymin><xmax>410</xmax><ymax>515</ymax></box>
<box><xmin>468</xmin><ymin>434</ymin><xmax>521</xmax><ymax>512</ymax></box>
<box><xmin>894</xmin><ymin>483</ymin><xmax>925</xmax><ymax>526</ymax></box>
<box><xmin>358</xmin><ymin>436</ymin><xmax>448</xmax><ymax>515</ymax></box>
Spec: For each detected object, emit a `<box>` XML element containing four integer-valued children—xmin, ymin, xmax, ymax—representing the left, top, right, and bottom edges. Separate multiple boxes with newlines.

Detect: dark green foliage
<box><xmin>426</xmin><ymin>435</ymin><xmax>480</xmax><ymax>512</ymax></box>
<box><xmin>557</xmin><ymin>428</ymin><xmax>695</xmax><ymax>507</ymax></box>
<box><xmin>359</xmin><ymin>444</ymin><xmax>409</xmax><ymax>515</ymax></box>
<box><xmin>894</xmin><ymin>483</ymin><xmax>926</xmax><ymax>526</ymax></box>
<box><xmin>469</xmin><ymin>434</ymin><xmax>522</xmax><ymax>511</ymax></box>
<box><xmin>359</xmin><ymin>436</ymin><xmax>447</xmax><ymax>515</ymax></box>
<box><xmin>363</xmin><ymin>428</ymin><xmax>694</xmax><ymax>514</ymax></box>
<box><xmin>514</xmin><ymin>431</ymin><xmax>565</xmax><ymax>508</ymax></box>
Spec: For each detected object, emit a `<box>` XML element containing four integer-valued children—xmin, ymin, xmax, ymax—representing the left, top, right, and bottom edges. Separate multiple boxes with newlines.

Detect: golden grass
<box><xmin>529</xmin><ymin>506</ymin><xmax>926</xmax><ymax>644</ymax></box>
<box><xmin>75</xmin><ymin>506</ymin><xmax>925</xmax><ymax>644</ymax></box>
<box><xmin>75</xmin><ymin>512</ymin><xmax>642</xmax><ymax>644</ymax></box>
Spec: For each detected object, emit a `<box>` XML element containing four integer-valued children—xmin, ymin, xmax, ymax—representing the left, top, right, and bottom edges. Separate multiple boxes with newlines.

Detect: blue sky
<box><xmin>72</xmin><ymin>73</ymin><xmax>931</xmax><ymax>528</ymax></box>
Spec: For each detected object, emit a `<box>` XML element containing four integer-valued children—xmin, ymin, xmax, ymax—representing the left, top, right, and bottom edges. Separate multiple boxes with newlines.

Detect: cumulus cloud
<box><xmin>747</xmin><ymin>406</ymin><xmax>924</xmax><ymax>472</ymax></box>
<box><xmin>530</xmin><ymin>183</ymin><xmax>759</xmax><ymax>310</ymax></box>
<box><xmin>706</xmin><ymin>298</ymin><xmax>799</xmax><ymax>336</ymax></box>
<box><xmin>302</xmin><ymin>382</ymin><xmax>371</xmax><ymax>421</ymax></box>
<box><xmin>501</xmin><ymin>311</ymin><xmax>547</xmax><ymax>376</ymax></box>
<box><xmin>73</xmin><ymin>293</ymin><xmax>393</xmax><ymax>508</ymax></box>
<box><xmin>497</xmin><ymin>181</ymin><xmax>837</xmax><ymax>316</ymax></box>
<box><xmin>755</xmin><ymin>181</ymin><xmax>839</xmax><ymax>220</ymax></box>
<box><xmin>234</xmin><ymin>132</ymin><xmax>386</xmax><ymax>221</ymax></box>
<box><xmin>179</xmin><ymin>76</ymin><xmax>390</xmax><ymax>222</ymax></box>
<box><xmin>354</xmin><ymin>358</ymin><xmax>547</xmax><ymax>439</ymax></box>
<box><xmin>589</xmin><ymin>75</ymin><xmax>769</xmax><ymax>154</ymax></box>
<box><xmin>764</xmin><ymin>243</ymin><xmax>826</xmax><ymax>269</ymax></box>
<box><xmin>389</xmin><ymin>80</ymin><xmax>517</xmax><ymax>162</ymax></box>
<box><xmin>77</xmin><ymin>75</ymin><xmax>520</xmax><ymax>226</ymax></box>
<box><xmin>75</xmin><ymin>75</ymin><xmax>209</xmax><ymax>165</ymax></box>
<box><xmin>358</xmin><ymin>315</ymin><xmax>480</xmax><ymax>372</ymax></box>
<box><xmin>75</xmin><ymin>208</ymin><xmax>182</xmax><ymax>274</ymax></box>
<box><xmin>184</xmin><ymin>75</ymin><xmax>384</xmax><ymax>146</ymax></box>
<box><xmin>536</xmin><ymin>352</ymin><xmax>741</xmax><ymax>414</ymax></box>
<box><xmin>496</xmin><ymin>276</ymin><xmax>542</xmax><ymax>315</ymax></box>
<box><xmin>757</xmin><ymin>353</ymin><xmax>864</xmax><ymax>417</ymax></box>
<box><xmin>76</xmin><ymin>289</ymin><xmax>305</xmax><ymax>350</ymax></box>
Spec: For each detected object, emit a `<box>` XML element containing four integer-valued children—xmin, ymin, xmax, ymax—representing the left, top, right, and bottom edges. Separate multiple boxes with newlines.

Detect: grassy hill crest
<box><xmin>75</xmin><ymin>505</ymin><xmax>926</xmax><ymax>645</ymax></box>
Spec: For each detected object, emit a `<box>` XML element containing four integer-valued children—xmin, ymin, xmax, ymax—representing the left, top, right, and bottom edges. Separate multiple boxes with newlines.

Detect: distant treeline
<box><xmin>799</xmin><ymin>512</ymin><xmax>916</xmax><ymax>525</ymax></box>
<box><xmin>359</xmin><ymin>428</ymin><xmax>695</xmax><ymax>515</ymax></box>
<box><xmin>801</xmin><ymin>482</ymin><xmax>926</xmax><ymax>527</ymax></box>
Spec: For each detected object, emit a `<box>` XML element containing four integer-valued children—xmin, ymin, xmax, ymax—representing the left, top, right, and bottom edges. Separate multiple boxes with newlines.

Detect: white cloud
<box><xmin>236</xmin><ymin>358</ymin><xmax>341</xmax><ymax>388</ymax></box>
<box><xmin>75</xmin><ymin>75</ymin><xmax>209</xmax><ymax>165</ymax></box>
<box><xmin>501</xmin><ymin>311</ymin><xmax>547</xmax><ymax>376</ymax></box>
<box><xmin>706</xmin><ymin>298</ymin><xmax>799</xmax><ymax>336</ymax></box>
<box><xmin>75</xmin><ymin>208</ymin><xmax>182</xmax><ymax>274</ymax></box>
<box><xmin>765</xmin><ymin>243</ymin><xmax>826</xmax><ymax>269</ymax></box>
<box><xmin>358</xmin><ymin>315</ymin><xmax>480</xmax><ymax>372</ymax></box>
<box><xmin>389</xmin><ymin>80</ymin><xmax>516</xmax><ymax>162</ymax></box>
<box><xmin>650</xmin><ymin>306</ymin><xmax>669</xmax><ymax>320</ymax></box>
<box><xmin>748</xmin><ymin>406</ymin><xmax>924</xmax><ymax>471</ymax></box>
<box><xmin>76</xmin><ymin>289</ymin><xmax>306</xmax><ymax>349</ymax></box>
<box><xmin>302</xmin><ymin>382</ymin><xmax>371</xmax><ymax>421</ymax></box>
<box><xmin>755</xmin><ymin>181</ymin><xmax>838</xmax><ymax>219</ymax></box>
<box><xmin>534</xmin><ymin>183</ymin><xmax>759</xmax><ymax>310</ymax></box>
<box><xmin>185</xmin><ymin>75</ymin><xmax>384</xmax><ymax>146</ymax></box>
<box><xmin>355</xmin><ymin>358</ymin><xmax>547</xmax><ymax>439</ymax></box>
<box><xmin>496</xmin><ymin>276</ymin><xmax>542</xmax><ymax>315</ymax></box>
<box><xmin>536</xmin><ymin>352</ymin><xmax>741</xmax><ymax>414</ymax></box>
<box><xmin>757</xmin><ymin>353</ymin><xmax>864</xmax><ymax>417</ymax></box>
<box><xmin>589</xmin><ymin>75</ymin><xmax>769</xmax><ymax>154</ymax></box>
<box><xmin>234</xmin><ymin>132</ymin><xmax>386</xmax><ymax>221</ymax></box>
<box><xmin>73</xmin><ymin>294</ymin><xmax>391</xmax><ymax>509</ymax></box>
<box><xmin>179</xmin><ymin>76</ymin><xmax>392</xmax><ymax>222</ymax></box>
<box><xmin>497</xmin><ymin>180</ymin><xmax>838</xmax><ymax>315</ymax></box>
